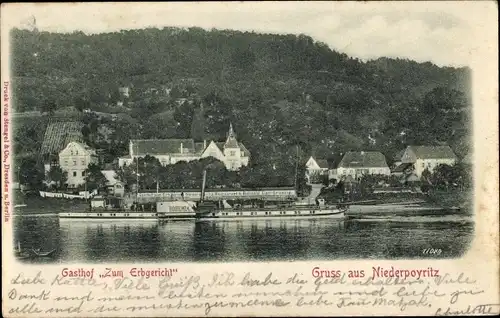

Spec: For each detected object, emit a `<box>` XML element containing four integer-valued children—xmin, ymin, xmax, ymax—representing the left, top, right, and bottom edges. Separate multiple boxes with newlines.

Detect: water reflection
<box><xmin>14</xmin><ymin>214</ymin><xmax>474</xmax><ymax>263</ymax></box>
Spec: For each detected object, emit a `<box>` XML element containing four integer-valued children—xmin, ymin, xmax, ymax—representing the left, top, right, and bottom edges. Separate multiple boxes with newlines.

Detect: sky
<box><xmin>1</xmin><ymin>2</ymin><xmax>497</xmax><ymax>67</ymax></box>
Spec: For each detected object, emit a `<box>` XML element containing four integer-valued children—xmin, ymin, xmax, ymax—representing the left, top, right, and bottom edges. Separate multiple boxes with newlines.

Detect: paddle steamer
<box><xmin>193</xmin><ymin>170</ymin><xmax>347</xmax><ymax>220</ymax></box>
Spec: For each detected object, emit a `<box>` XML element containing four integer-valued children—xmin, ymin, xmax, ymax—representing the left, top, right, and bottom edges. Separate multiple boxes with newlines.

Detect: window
<box><xmin>76</xmin><ymin>151</ymin><xmax>79</xmax><ymax>155</ymax></box>
<box><xmin>230</xmin><ymin>151</ymin><xmax>236</xmax><ymax>156</ymax></box>
<box><xmin>82</xmin><ymin>171</ymin><xmax>86</xmax><ymax>177</ymax></box>
<box><xmin>81</xmin><ymin>160</ymin><xmax>85</xmax><ymax>165</ymax></box>
<box><xmin>73</xmin><ymin>171</ymin><xmax>77</xmax><ymax>177</ymax></box>
<box><xmin>64</xmin><ymin>160</ymin><xmax>68</xmax><ymax>166</ymax></box>
<box><xmin>73</xmin><ymin>161</ymin><xmax>77</xmax><ymax>166</ymax></box>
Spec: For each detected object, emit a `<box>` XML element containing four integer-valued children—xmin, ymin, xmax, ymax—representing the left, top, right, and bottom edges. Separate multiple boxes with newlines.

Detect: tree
<box><xmin>231</xmin><ymin>45</ymin><xmax>256</xmax><ymax>71</ymax></box>
<box><xmin>173</xmin><ymin>101</ymin><xmax>195</xmax><ymax>138</ymax></box>
<box><xmin>18</xmin><ymin>158</ymin><xmax>45</xmax><ymax>190</ymax></box>
<box><xmin>10</xmin><ymin>27</ymin><xmax>471</xmax><ymax>180</ymax></box>
<box><xmin>88</xmin><ymin>85</ymin><xmax>107</xmax><ymax>104</ymax></box>
<box><xmin>421</xmin><ymin>87</ymin><xmax>469</xmax><ymax>143</ymax></box>
<box><xmin>116</xmin><ymin>163</ymin><xmax>138</xmax><ymax>190</ymax></box>
<box><xmin>130</xmin><ymin>99</ymin><xmax>165</xmax><ymax>119</ymax></box>
<box><xmin>421</xmin><ymin>168</ymin><xmax>432</xmax><ymax>185</ymax></box>
<box><xmin>429</xmin><ymin>163</ymin><xmax>472</xmax><ymax>191</ymax></box>
<box><xmin>41</xmin><ymin>98</ymin><xmax>57</xmax><ymax>114</ymax></box>
<box><xmin>430</xmin><ymin>164</ymin><xmax>455</xmax><ymax>190</ymax></box>
<box><xmin>191</xmin><ymin>105</ymin><xmax>206</xmax><ymax>141</ymax></box>
<box><xmin>108</xmin><ymin>86</ymin><xmax>121</xmax><ymax>105</ymax></box>
<box><xmin>453</xmin><ymin>162</ymin><xmax>472</xmax><ymax>190</ymax></box>
<box><xmin>137</xmin><ymin>155</ymin><xmax>163</xmax><ymax>190</ymax></box>
<box><xmin>46</xmin><ymin>165</ymin><xmax>68</xmax><ymax>190</ymax></box>
<box><xmin>203</xmin><ymin>158</ymin><xmax>230</xmax><ymax>188</ymax></box>
<box><xmin>85</xmin><ymin>163</ymin><xmax>107</xmax><ymax>192</ymax></box>
<box><xmin>74</xmin><ymin>96</ymin><xmax>90</xmax><ymax>112</ymax></box>
<box><xmin>203</xmin><ymin>92</ymin><xmax>232</xmax><ymax>138</ymax></box>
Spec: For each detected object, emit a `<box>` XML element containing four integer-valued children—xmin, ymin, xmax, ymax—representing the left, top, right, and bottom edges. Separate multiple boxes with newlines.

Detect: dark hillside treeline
<box><xmin>11</xmin><ymin>27</ymin><xmax>472</xmax><ymax>164</ymax></box>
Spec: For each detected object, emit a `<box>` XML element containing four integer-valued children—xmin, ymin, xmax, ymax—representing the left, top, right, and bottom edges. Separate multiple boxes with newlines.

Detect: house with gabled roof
<box><xmin>399</xmin><ymin>145</ymin><xmax>457</xmax><ymax>177</ymax></box>
<box><xmin>392</xmin><ymin>149</ymin><xmax>406</xmax><ymax>168</ymax></box>
<box><xmin>58</xmin><ymin>141</ymin><xmax>98</xmax><ymax>188</ymax></box>
<box><xmin>118</xmin><ymin>124</ymin><xmax>250</xmax><ymax>171</ymax></box>
<box><xmin>101</xmin><ymin>170</ymin><xmax>125</xmax><ymax>197</ymax></box>
<box><xmin>305</xmin><ymin>156</ymin><xmax>330</xmax><ymax>183</ymax></box>
<box><xmin>335</xmin><ymin>151</ymin><xmax>391</xmax><ymax>180</ymax></box>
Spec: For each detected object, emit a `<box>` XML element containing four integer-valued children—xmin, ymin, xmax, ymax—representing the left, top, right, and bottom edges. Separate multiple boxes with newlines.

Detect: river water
<box><xmin>13</xmin><ymin>212</ymin><xmax>474</xmax><ymax>263</ymax></box>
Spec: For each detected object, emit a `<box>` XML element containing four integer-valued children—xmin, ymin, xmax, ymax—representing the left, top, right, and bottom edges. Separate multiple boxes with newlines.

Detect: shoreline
<box><xmin>13</xmin><ymin>191</ymin><xmax>88</xmax><ymax>215</ymax></box>
<box><xmin>14</xmin><ymin>189</ymin><xmax>472</xmax><ymax>217</ymax></box>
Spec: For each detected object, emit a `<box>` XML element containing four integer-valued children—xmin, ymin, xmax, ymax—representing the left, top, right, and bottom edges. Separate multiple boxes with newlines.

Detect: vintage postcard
<box><xmin>1</xmin><ymin>1</ymin><xmax>498</xmax><ymax>317</ymax></box>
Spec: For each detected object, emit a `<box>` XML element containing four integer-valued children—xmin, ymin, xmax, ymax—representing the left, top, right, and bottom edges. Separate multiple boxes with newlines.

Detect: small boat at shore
<box><xmin>15</xmin><ymin>242</ymin><xmax>57</xmax><ymax>259</ymax></box>
<box><xmin>30</xmin><ymin>248</ymin><xmax>56</xmax><ymax>257</ymax></box>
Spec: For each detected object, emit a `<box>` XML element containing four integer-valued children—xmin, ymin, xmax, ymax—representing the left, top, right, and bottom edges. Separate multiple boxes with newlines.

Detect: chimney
<box><xmin>203</xmin><ymin>140</ymin><xmax>207</xmax><ymax>149</ymax></box>
<box><xmin>180</xmin><ymin>143</ymin><xmax>183</xmax><ymax>154</ymax></box>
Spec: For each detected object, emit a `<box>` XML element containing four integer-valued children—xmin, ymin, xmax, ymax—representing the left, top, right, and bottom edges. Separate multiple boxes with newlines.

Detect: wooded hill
<box><xmin>11</xmin><ymin>27</ymin><xmax>471</xmax><ymax>166</ymax></box>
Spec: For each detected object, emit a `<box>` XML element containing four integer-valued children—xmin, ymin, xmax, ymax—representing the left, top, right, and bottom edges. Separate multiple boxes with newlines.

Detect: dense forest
<box><xmin>11</xmin><ymin>27</ymin><xmax>471</xmax><ymax>176</ymax></box>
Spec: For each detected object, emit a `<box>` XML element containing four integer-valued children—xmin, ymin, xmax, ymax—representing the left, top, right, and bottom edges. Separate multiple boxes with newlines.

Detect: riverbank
<box><xmin>343</xmin><ymin>189</ymin><xmax>472</xmax><ymax>219</ymax></box>
<box><xmin>327</xmin><ymin>188</ymin><xmax>472</xmax><ymax>208</ymax></box>
<box><xmin>13</xmin><ymin>187</ymin><xmax>473</xmax><ymax>217</ymax></box>
<box><xmin>346</xmin><ymin>204</ymin><xmax>465</xmax><ymax>217</ymax></box>
<box><xmin>13</xmin><ymin>191</ymin><xmax>88</xmax><ymax>215</ymax></box>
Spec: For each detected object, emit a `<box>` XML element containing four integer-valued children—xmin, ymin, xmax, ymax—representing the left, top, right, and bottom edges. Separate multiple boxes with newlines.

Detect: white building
<box><xmin>334</xmin><ymin>151</ymin><xmax>391</xmax><ymax>180</ymax></box>
<box><xmin>58</xmin><ymin>141</ymin><xmax>98</xmax><ymax>188</ymax></box>
<box><xmin>118</xmin><ymin>124</ymin><xmax>250</xmax><ymax>171</ymax></box>
<box><xmin>399</xmin><ymin>145</ymin><xmax>457</xmax><ymax>177</ymax></box>
<box><xmin>101</xmin><ymin>170</ymin><xmax>125</xmax><ymax>197</ymax></box>
<box><xmin>118</xmin><ymin>86</ymin><xmax>130</xmax><ymax>98</ymax></box>
<box><xmin>305</xmin><ymin>156</ymin><xmax>329</xmax><ymax>183</ymax></box>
